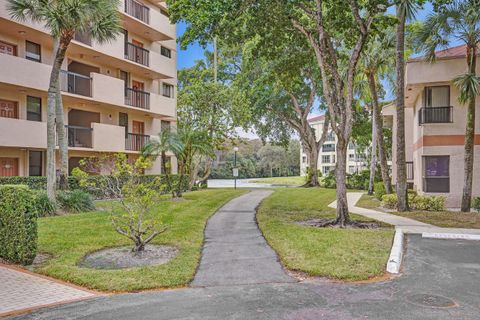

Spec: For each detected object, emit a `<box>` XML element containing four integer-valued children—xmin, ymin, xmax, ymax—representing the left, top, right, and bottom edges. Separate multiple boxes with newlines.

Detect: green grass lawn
<box><xmin>357</xmin><ymin>194</ymin><xmax>480</xmax><ymax>229</ymax></box>
<box><xmin>35</xmin><ymin>189</ymin><xmax>246</xmax><ymax>292</ymax></box>
<box><xmin>249</xmin><ymin>176</ymin><xmax>305</xmax><ymax>185</ymax></box>
<box><xmin>257</xmin><ymin>188</ymin><xmax>394</xmax><ymax>281</ymax></box>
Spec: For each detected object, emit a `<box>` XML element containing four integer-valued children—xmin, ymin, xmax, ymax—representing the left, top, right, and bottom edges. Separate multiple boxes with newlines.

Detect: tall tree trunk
<box><xmin>56</xmin><ymin>82</ymin><xmax>69</xmax><ymax>190</ymax></box>
<box><xmin>395</xmin><ymin>7</ymin><xmax>408</xmax><ymax>211</ymax></box>
<box><xmin>366</xmin><ymin>71</ymin><xmax>392</xmax><ymax>194</ymax></box>
<box><xmin>335</xmin><ymin>137</ymin><xmax>350</xmax><ymax>226</ymax></box>
<box><xmin>308</xmin><ymin>146</ymin><xmax>320</xmax><ymax>186</ymax></box>
<box><xmin>461</xmin><ymin>45</ymin><xmax>477</xmax><ymax>212</ymax></box>
<box><xmin>368</xmin><ymin>105</ymin><xmax>377</xmax><ymax>195</ymax></box>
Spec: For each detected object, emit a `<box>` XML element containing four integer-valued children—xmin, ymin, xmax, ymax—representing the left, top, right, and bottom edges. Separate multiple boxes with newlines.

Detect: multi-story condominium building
<box><xmin>300</xmin><ymin>115</ymin><xmax>368</xmax><ymax>176</ymax></box>
<box><xmin>0</xmin><ymin>0</ymin><xmax>177</xmax><ymax>177</ymax></box>
<box><xmin>383</xmin><ymin>44</ymin><xmax>480</xmax><ymax>208</ymax></box>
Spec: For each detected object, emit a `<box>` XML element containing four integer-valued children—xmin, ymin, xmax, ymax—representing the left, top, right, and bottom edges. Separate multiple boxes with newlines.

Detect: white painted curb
<box><xmin>422</xmin><ymin>232</ymin><xmax>480</xmax><ymax>241</ymax></box>
<box><xmin>386</xmin><ymin>229</ymin><xmax>404</xmax><ymax>274</ymax></box>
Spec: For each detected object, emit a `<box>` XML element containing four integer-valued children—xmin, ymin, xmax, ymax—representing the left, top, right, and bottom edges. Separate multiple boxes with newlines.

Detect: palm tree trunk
<box><xmin>56</xmin><ymin>80</ymin><xmax>69</xmax><ymax>190</ymax></box>
<box><xmin>395</xmin><ymin>7</ymin><xmax>409</xmax><ymax>211</ymax></box>
<box><xmin>461</xmin><ymin>45</ymin><xmax>477</xmax><ymax>212</ymax></box>
<box><xmin>368</xmin><ymin>105</ymin><xmax>377</xmax><ymax>195</ymax></box>
<box><xmin>335</xmin><ymin>137</ymin><xmax>350</xmax><ymax>226</ymax></box>
<box><xmin>366</xmin><ymin>71</ymin><xmax>392</xmax><ymax>194</ymax></box>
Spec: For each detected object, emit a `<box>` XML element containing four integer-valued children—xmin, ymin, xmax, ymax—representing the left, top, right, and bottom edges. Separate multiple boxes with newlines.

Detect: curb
<box><xmin>386</xmin><ymin>229</ymin><xmax>404</xmax><ymax>274</ymax></box>
<box><xmin>422</xmin><ymin>232</ymin><xmax>480</xmax><ymax>241</ymax></box>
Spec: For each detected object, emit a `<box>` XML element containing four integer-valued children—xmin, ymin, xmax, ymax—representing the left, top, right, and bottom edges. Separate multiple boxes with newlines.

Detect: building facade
<box><xmin>383</xmin><ymin>45</ymin><xmax>480</xmax><ymax>208</ymax></box>
<box><xmin>300</xmin><ymin>115</ymin><xmax>368</xmax><ymax>176</ymax></box>
<box><xmin>0</xmin><ymin>0</ymin><xmax>177</xmax><ymax>177</ymax></box>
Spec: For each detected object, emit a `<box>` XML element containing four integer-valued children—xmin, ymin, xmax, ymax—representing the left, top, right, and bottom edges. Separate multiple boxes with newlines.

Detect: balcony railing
<box><xmin>125</xmin><ymin>42</ymin><xmax>149</xmax><ymax>66</ymax></box>
<box><xmin>126</xmin><ymin>133</ymin><xmax>150</xmax><ymax>151</ymax></box>
<box><xmin>125</xmin><ymin>87</ymin><xmax>150</xmax><ymax>109</ymax></box>
<box><xmin>419</xmin><ymin>106</ymin><xmax>453</xmax><ymax>124</ymax></box>
<box><xmin>74</xmin><ymin>32</ymin><xmax>92</xmax><ymax>46</ymax></box>
<box><xmin>406</xmin><ymin>161</ymin><xmax>414</xmax><ymax>181</ymax></box>
<box><xmin>125</xmin><ymin>0</ymin><xmax>150</xmax><ymax>24</ymax></box>
<box><xmin>66</xmin><ymin>125</ymin><xmax>93</xmax><ymax>148</ymax></box>
<box><xmin>322</xmin><ymin>144</ymin><xmax>335</xmax><ymax>152</ymax></box>
<box><xmin>60</xmin><ymin>70</ymin><xmax>92</xmax><ymax>97</ymax></box>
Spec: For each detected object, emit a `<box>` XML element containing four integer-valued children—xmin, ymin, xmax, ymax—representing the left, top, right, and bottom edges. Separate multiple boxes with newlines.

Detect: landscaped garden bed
<box><xmin>357</xmin><ymin>194</ymin><xmax>480</xmax><ymax>229</ymax></box>
<box><xmin>256</xmin><ymin>188</ymin><xmax>394</xmax><ymax>281</ymax></box>
<box><xmin>32</xmin><ymin>189</ymin><xmax>245</xmax><ymax>292</ymax></box>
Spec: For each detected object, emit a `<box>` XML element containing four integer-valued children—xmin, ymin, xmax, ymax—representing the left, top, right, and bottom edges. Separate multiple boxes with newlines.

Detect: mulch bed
<box><xmin>297</xmin><ymin>219</ymin><xmax>380</xmax><ymax>229</ymax></box>
<box><xmin>79</xmin><ymin>245</ymin><xmax>178</xmax><ymax>270</ymax></box>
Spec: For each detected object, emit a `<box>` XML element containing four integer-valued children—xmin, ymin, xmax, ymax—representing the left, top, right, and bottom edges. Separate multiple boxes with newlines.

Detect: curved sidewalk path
<box><xmin>330</xmin><ymin>192</ymin><xmax>480</xmax><ymax>235</ymax></box>
<box><xmin>191</xmin><ymin>189</ymin><xmax>295</xmax><ymax>287</ymax></box>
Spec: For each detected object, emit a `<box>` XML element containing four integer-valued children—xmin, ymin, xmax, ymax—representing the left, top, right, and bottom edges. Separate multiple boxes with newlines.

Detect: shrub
<box><xmin>320</xmin><ymin>171</ymin><xmax>336</xmax><ymax>188</ymax></box>
<box><xmin>347</xmin><ymin>170</ymin><xmax>371</xmax><ymax>190</ymax></box>
<box><xmin>32</xmin><ymin>191</ymin><xmax>57</xmax><ymax>217</ymax></box>
<box><xmin>473</xmin><ymin>197</ymin><xmax>480</xmax><ymax>213</ymax></box>
<box><xmin>374</xmin><ymin>182</ymin><xmax>386</xmax><ymax>200</ymax></box>
<box><xmin>56</xmin><ymin>190</ymin><xmax>95</xmax><ymax>213</ymax></box>
<box><xmin>428</xmin><ymin>196</ymin><xmax>446</xmax><ymax>211</ymax></box>
<box><xmin>381</xmin><ymin>194</ymin><xmax>398</xmax><ymax>209</ymax></box>
<box><xmin>0</xmin><ymin>185</ymin><xmax>37</xmax><ymax>265</ymax></box>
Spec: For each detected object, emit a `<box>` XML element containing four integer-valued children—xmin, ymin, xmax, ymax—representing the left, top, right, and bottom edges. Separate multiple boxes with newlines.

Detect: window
<box><xmin>423</xmin><ymin>156</ymin><xmax>449</xmax><ymax>193</ymax></box>
<box><xmin>322</xmin><ymin>144</ymin><xmax>335</xmax><ymax>152</ymax></box>
<box><xmin>424</xmin><ymin>86</ymin><xmax>450</xmax><ymax>108</ymax></box>
<box><xmin>348</xmin><ymin>143</ymin><xmax>355</xmax><ymax>150</ymax></box>
<box><xmin>322</xmin><ymin>166</ymin><xmax>331</xmax><ymax>175</ymax></box>
<box><xmin>348</xmin><ymin>154</ymin><xmax>355</xmax><ymax>161</ymax></box>
<box><xmin>326</xmin><ymin>132</ymin><xmax>335</xmax><ymax>142</ymax></box>
<box><xmin>349</xmin><ymin>166</ymin><xmax>355</xmax><ymax>173</ymax></box>
<box><xmin>161</xmin><ymin>120</ymin><xmax>171</xmax><ymax>132</ymax></box>
<box><xmin>162</xmin><ymin>83</ymin><xmax>174</xmax><ymax>98</ymax></box>
<box><xmin>25</xmin><ymin>41</ymin><xmax>41</xmax><ymax>62</ymax></box>
<box><xmin>29</xmin><ymin>151</ymin><xmax>43</xmax><ymax>176</ymax></box>
<box><xmin>160</xmin><ymin>46</ymin><xmax>171</xmax><ymax>58</ymax></box>
<box><xmin>322</xmin><ymin>155</ymin><xmax>330</xmax><ymax>164</ymax></box>
<box><xmin>302</xmin><ymin>156</ymin><xmax>307</xmax><ymax>164</ymax></box>
<box><xmin>27</xmin><ymin>96</ymin><xmax>42</xmax><ymax>121</ymax></box>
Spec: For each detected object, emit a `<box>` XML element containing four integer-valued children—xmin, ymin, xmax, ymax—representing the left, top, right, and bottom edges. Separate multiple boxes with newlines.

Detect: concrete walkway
<box><xmin>0</xmin><ymin>264</ymin><xmax>96</xmax><ymax>317</ymax></box>
<box><xmin>191</xmin><ymin>189</ymin><xmax>295</xmax><ymax>287</ymax></box>
<box><xmin>330</xmin><ymin>192</ymin><xmax>480</xmax><ymax>235</ymax></box>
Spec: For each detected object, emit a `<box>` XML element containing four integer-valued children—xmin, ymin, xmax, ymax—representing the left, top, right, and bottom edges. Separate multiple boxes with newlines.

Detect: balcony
<box><xmin>60</xmin><ymin>71</ymin><xmax>92</xmax><ymax>97</ymax></box>
<box><xmin>125</xmin><ymin>0</ymin><xmax>149</xmax><ymax>24</ymax></box>
<box><xmin>322</xmin><ymin>144</ymin><xmax>335</xmax><ymax>152</ymax></box>
<box><xmin>125</xmin><ymin>42</ymin><xmax>149</xmax><ymax>66</ymax></box>
<box><xmin>0</xmin><ymin>117</ymin><xmax>46</xmax><ymax>148</ymax></box>
<box><xmin>126</xmin><ymin>133</ymin><xmax>150</xmax><ymax>151</ymax></box>
<box><xmin>91</xmin><ymin>123</ymin><xmax>126</xmax><ymax>152</ymax></box>
<box><xmin>419</xmin><ymin>106</ymin><xmax>453</xmax><ymax>124</ymax></box>
<box><xmin>66</xmin><ymin>125</ymin><xmax>93</xmax><ymax>148</ymax></box>
<box><xmin>125</xmin><ymin>87</ymin><xmax>150</xmax><ymax>110</ymax></box>
<box><xmin>74</xmin><ymin>32</ymin><xmax>92</xmax><ymax>46</ymax></box>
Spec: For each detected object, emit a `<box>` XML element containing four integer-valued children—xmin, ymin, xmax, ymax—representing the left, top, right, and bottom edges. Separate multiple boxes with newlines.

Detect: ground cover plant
<box><xmin>257</xmin><ymin>188</ymin><xmax>394</xmax><ymax>281</ymax></box>
<box><xmin>34</xmin><ymin>189</ymin><xmax>245</xmax><ymax>291</ymax></box>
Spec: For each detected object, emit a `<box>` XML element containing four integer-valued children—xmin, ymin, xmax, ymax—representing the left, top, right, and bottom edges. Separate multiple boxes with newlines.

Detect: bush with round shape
<box><xmin>381</xmin><ymin>193</ymin><xmax>398</xmax><ymax>209</ymax></box>
<box><xmin>56</xmin><ymin>190</ymin><xmax>95</xmax><ymax>213</ymax></box>
<box><xmin>374</xmin><ymin>182</ymin><xmax>386</xmax><ymax>200</ymax></box>
<box><xmin>472</xmin><ymin>197</ymin><xmax>480</xmax><ymax>213</ymax></box>
<box><xmin>0</xmin><ymin>185</ymin><xmax>37</xmax><ymax>265</ymax></box>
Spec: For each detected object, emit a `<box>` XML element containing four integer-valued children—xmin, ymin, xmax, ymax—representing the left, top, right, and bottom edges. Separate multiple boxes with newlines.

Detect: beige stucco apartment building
<box><xmin>383</xmin><ymin>45</ymin><xmax>480</xmax><ymax>208</ymax></box>
<box><xmin>0</xmin><ymin>0</ymin><xmax>177</xmax><ymax>177</ymax></box>
<box><xmin>300</xmin><ymin>115</ymin><xmax>368</xmax><ymax>176</ymax></box>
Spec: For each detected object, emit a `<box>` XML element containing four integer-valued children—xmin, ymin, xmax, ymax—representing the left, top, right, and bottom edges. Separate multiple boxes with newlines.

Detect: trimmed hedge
<box><xmin>381</xmin><ymin>193</ymin><xmax>446</xmax><ymax>211</ymax></box>
<box><xmin>0</xmin><ymin>175</ymin><xmax>189</xmax><ymax>199</ymax></box>
<box><xmin>0</xmin><ymin>185</ymin><xmax>37</xmax><ymax>265</ymax></box>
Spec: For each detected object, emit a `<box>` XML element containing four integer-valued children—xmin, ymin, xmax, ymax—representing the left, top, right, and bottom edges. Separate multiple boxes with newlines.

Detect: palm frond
<box><xmin>453</xmin><ymin>73</ymin><xmax>480</xmax><ymax>104</ymax></box>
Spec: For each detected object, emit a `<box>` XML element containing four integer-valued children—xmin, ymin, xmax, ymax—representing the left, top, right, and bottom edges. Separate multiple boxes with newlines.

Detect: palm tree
<box><xmin>8</xmin><ymin>0</ymin><xmax>121</xmax><ymax>199</ymax></box>
<box><xmin>360</xmin><ymin>30</ymin><xmax>395</xmax><ymax>195</ymax></box>
<box><xmin>143</xmin><ymin>126</ymin><xmax>213</xmax><ymax>198</ymax></box>
<box><xmin>395</xmin><ymin>0</ymin><xmax>421</xmax><ymax>211</ymax></box>
<box><xmin>416</xmin><ymin>0</ymin><xmax>480</xmax><ymax>212</ymax></box>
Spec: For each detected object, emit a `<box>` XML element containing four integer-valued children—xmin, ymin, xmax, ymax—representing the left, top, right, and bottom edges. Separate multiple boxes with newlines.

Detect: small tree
<box><xmin>74</xmin><ymin>154</ymin><xmax>169</xmax><ymax>252</ymax></box>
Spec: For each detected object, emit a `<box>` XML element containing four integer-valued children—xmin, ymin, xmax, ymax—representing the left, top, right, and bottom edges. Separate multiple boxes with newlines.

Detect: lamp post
<box><xmin>233</xmin><ymin>146</ymin><xmax>239</xmax><ymax>189</ymax></box>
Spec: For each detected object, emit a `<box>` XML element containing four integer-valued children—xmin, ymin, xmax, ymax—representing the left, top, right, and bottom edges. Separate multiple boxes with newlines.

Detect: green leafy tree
<box><xmin>8</xmin><ymin>0</ymin><xmax>121</xmax><ymax>198</ymax></box>
<box><xmin>416</xmin><ymin>0</ymin><xmax>480</xmax><ymax>211</ymax></box>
